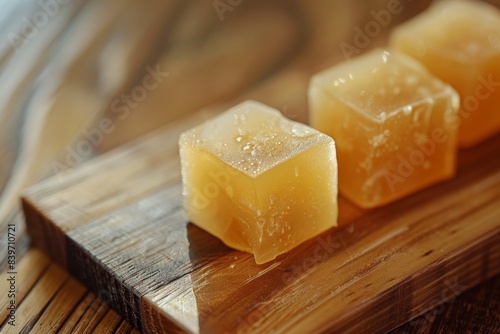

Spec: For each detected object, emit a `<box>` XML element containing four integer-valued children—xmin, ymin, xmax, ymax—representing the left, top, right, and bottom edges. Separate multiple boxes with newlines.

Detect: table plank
<box><xmin>0</xmin><ymin>248</ymin><xmax>51</xmax><ymax>323</ymax></box>
<box><xmin>22</xmin><ymin>113</ymin><xmax>500</xmax><ymax>332</ymax></box>
<box><xmin>0</xmin><ymin>263</ymin><xmax>69</xmax><ymax>333</ymax></box>
<box><xmin>30</xmin><ymin>277</ymin><xmax>87</xmax><ymax>334</ymax></box>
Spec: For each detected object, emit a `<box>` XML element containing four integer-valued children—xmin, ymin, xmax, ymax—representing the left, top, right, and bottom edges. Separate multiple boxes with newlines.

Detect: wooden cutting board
<box><xmin>22</xmin><ymin>111</ymin><xmax>500</xmax><ymax>334</ymax></box>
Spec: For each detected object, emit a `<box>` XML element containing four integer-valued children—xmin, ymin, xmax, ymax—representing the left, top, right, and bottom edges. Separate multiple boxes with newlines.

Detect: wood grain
<box><xmin>1</xmin><ymin>263</ymin><xmax>69</xmax><ymax>333</ymax></box>
<box><xmin>1</xmin><ymin>0</ymin><xmax>499</xmax><ymax>333</ymax></box>
<box><xmin>391</xmin><ymin>274</ymin><xmax>500</xmax><ymax>334</ymax></box>
<box><xmin>0</xmin><ymin>248</ymin><xmax>51</xmax><ymax>323</ymax></box>
<box><xmin>22</xmin><ymin>110</ymin><xmax>500</xmax><ymax>332</ymax></box>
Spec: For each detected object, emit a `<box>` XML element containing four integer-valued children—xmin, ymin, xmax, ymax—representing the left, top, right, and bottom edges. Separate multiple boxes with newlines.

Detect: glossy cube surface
<box><xmin>390</xmin><ymin>0</ymin><xmax>500</xmax><ymax>147</ymax></box>
<box><xmin>310</xmin><ymin>49</ymin><xmax>459</xmax><ymax>208</ymax></box>
<box><xmin>180</xmin><ymin>101</ymin><xmax>338</xmax><ymax>264</ymax></box>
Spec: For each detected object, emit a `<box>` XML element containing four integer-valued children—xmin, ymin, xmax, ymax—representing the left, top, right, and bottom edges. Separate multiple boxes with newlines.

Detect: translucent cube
<box><xmin>390</xmin><ymin>0</ymin><xmax>500</xmax><ymax>147</ymax></box>
<box><xmin>309</xmin><ymin>49</ymin><xmax>459</xmax><ymax>208</ymax></box>
<box><xmin>179</xmin><ymin>101</ymin><xmax>338</xmax><ymax>264</ymax></box>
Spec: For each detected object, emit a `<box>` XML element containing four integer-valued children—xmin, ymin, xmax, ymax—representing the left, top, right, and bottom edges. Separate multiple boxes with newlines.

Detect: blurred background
<box><xmin>0</xmin><ymin>0</ymin><xmax>498</xmax><ymax>333</ymax></box>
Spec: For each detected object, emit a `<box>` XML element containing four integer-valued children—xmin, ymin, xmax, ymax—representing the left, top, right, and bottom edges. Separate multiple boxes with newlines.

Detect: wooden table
<box><xmin>0</xmin><ymin>0</ymin><xmax>498</xmax><ymax>333</ymax></box>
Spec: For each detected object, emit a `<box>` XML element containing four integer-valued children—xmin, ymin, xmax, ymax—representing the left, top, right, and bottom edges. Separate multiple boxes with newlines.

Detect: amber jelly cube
<box><xmin>310</xmin><ymin>49</ymin><xmax>459</xmax><ymax>208</ymax></box>
<box><xmin>179</xmin><ymin>101</ymin><xmax>338</xmax><ymax>264</ymax></box>
<box><xmin>390</xmin><ymin>0</ymin><xmax>500</xmax><ymax>147</ymax></box>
